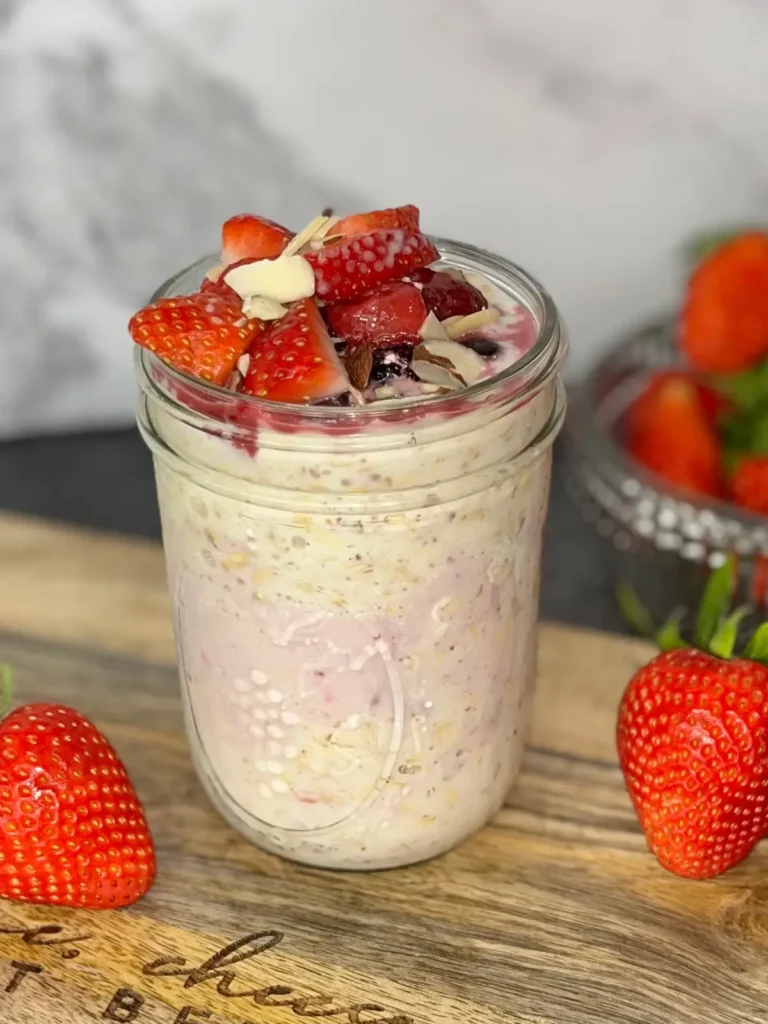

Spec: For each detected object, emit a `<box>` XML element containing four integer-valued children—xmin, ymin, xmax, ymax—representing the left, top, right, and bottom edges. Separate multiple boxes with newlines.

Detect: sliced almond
<box><xmin>205</xmin><ymin>263</ymin><xmax>224</xmax><ymax>283</ymax></box>
<box><xmin>412</xmin><ymin>347</ymin><xmax>464</xmax><ymax>390</ymax></box>
<box><xmin>344</xmin><ymin>342</ymin><xmax>374</xmax><ymax>391</ymax></box>
<box><xmin>315</xmin><ymin>233</ymin><xmax>343</xmax><ymax>249</ymax></box>
<box><xmin>418</xmin><ymin>311</ymin><xmax>450</xmax><ymax>343</ymax></box>
<box><xmin>241</xmin><ymin>296</ymin><xmax>288</xmax><ymax>321</ymax></box>
<box><xmin>373</xmin><ymin>385</ymin><xmax>397</xmax><ymax>400</ymax></box>
<box><xmin>224</xmin><ymin>254</ymin><xmax>315</xmax><ymax>305</ymax></box>
<box><xmin>444</xmin><ymin>307</ymin><xmax>500</xmax><ymax>339</ymax></box>
<box><xmin>236</xmin><ymin>353</ymin><xmax>251</xmax><ymax>376</ymax></box>
<box><xmin>411</xmin><ymin>339</ymin><xmax>486</xmax><ymax>390</ymax></box>
<box><xmin>439</xmin><ymin>315</ymin><xmax>464</xmax><ymax>331</ymax></box>
<box><xmin>281</xmin><ymin>214</ymin><xmax>329</xmax><ymax>258</ymax></box>
<box><xmin>314</xmin><ymin>216</ymin><xmax>340</xmax><ymax>239</ymax></box>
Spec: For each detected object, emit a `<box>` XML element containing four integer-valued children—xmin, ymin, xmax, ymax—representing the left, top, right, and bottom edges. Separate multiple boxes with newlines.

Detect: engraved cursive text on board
<box><xmin>0</xmin><ymin>918</ymin><xmax>416</xmax><ymax>1024</ymax></box>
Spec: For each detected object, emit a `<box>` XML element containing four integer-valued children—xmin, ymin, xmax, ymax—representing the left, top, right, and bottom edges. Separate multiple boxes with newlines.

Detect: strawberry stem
<box><xmin>710</xmin><ymin>606</ymin><xmax>749</xmax><ymax>660</ymax></box>
<box><xmin>694</xmin><ymin>556</ymin><xmax>736</xmax><ymax>651</ymax></box>
<box><xmin>0</xmin><ymin>664</ymin><xmax>12</xmax><ymax>718</ymax></box>
<box><xmin>656</xmin><ymin>609</ymin><xmax>688</xmax><ymax>652</ymax></box>
<box><xmin>743</xmin><ymin>622</ymin><xmax>768</xmax><ymax>663</ymax></box>
<box><xmin>684</xmin><ymin>225</ymin><xmax>765</xmax><ymax>268</ymax></box>
<box><xmin>616</xmin><ymin>581</ymin><xmax>656</xmax><ymax>640</ymax></box>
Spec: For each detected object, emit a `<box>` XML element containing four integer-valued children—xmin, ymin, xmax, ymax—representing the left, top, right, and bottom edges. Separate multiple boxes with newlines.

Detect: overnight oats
<box><xmin>131</xmin><ymin>204</ymin><xmax>567</xmax><ymax>869</ymax></box>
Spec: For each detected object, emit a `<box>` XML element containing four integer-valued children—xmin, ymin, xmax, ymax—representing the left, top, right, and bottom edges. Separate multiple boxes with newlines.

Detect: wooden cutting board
<box><xmin>0</xmin><ymin>512</ymin><xmax>766</xmax><ymax>1024</ymax></box>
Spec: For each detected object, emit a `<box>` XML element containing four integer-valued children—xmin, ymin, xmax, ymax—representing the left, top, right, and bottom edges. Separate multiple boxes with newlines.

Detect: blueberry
<box><xmin>462</xmin><ymin>335</ymin><xmax>501</xmax><ymax>359</ymax></box>
<box><xmin>370</xmin><ymin>341</ymin><xmax>417</xmax><ymax>384</ymax></box>
<box><xmin>313</xmin><ymin>392</ymin><xmax>353</xmax><ymax>407</ymax></box>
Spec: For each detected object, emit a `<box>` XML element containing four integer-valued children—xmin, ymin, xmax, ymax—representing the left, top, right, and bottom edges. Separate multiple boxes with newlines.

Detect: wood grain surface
<box><xmin>0</xmin><ymin>512</ymin><xmax>767</xmax><ymax>1024</ymax></box>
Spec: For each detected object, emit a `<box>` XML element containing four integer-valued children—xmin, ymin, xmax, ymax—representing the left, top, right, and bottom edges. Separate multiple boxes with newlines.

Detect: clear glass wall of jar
<box><xmin>136</xmin><ymin>239</ymin><xmax>567</xmax><ymax>870</ymax></box>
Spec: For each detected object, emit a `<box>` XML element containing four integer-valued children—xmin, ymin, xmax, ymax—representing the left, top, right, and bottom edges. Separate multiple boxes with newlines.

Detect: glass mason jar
<box><xmin>135</xmin><ymin>238</ymin><xmax>567</xmax><ymax>870</ymax></box>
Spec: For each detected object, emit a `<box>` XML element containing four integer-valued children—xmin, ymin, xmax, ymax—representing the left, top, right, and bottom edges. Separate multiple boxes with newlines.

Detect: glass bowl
<box><xmin>563</xmin><ymin>316</ymin><xmax>768</xmax><ymax>628</ymax></box>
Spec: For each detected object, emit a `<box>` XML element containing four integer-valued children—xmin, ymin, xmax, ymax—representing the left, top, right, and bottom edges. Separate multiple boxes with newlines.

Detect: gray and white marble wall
<box><xmin>2</xmin><ymin>0</ymin><xmax>767</xmax><ymax>437</ymax></box>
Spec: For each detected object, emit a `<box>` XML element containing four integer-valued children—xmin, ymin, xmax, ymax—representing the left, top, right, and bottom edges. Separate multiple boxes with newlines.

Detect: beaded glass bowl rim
<box><xmin>565</xmin><ymin>316</ymin><xmax>768</xmax><ymax>562</ymax></box>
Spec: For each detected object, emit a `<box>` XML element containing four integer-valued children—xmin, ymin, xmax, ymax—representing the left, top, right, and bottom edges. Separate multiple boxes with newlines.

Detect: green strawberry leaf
<box><xmin>656</xmin><ymin>610</ymin><xmax>688</xmax><ymax>652</ymax></box>
<box><xmin>0</xmin><ymin>664</ymin><xmax>12</xmax><ymax>718</ymax></box>
<box><xmin>743</xmin><ymin>622</ymin><xmax>768</xmax><ymax>663</ymax></box>
<box><xmin>709</xmin><ymin>606</ymin><xmax>749</xmax><ymax>660</ymax></box>
<box><xmin>695</xmin><ymin>556</ymin><xmax>736</xmax><ymax>650</ymax></box>
<box><xmin>616</xmin><ymin>582</ymin><xmax>656</xmax><ymax>640</ymax></box>
<box><xmin>711</xmin><ymin>360</ymin><xmax>768</xmax><ymax>412</ymax></box>
<box><xmin>685</xmin><ymin>226</ymin><xmax>766</xmax><ymax>270</ymax></box>
<box><xmin>720</xmin><ymin>400</ymin><xmax>768</xmax><ymax>476</ymax></box>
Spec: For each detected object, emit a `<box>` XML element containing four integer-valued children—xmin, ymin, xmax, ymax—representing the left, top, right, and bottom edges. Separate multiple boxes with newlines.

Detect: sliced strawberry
<box><xmin>306</xmin><ymin>230</ymin><xmax>439</xmax><ymax>303</ymax></box>
<box><xmin>332</xmin><ymin>205</ymin><xmax>420</xmax><ymax>240</ymax></box>
<box><xmin>240</xmin><ymin>298</ymin><xmax>348</xmax><ymax>403</ymax></box>
<box><xmin>325</xmin><ymin>282</ymin><xmax>427</xmax><ymax>346</ymax></box>
<box><xmin>128</xmin><ymin>292</ymin><xmax>262</xmax><ymax>385</ymax></box>
<box><xmin>409</xmin><ymin>267</ymin><xmax>488</xmax><ymax>321</ymax></box>
<box><xmin>221</xmin><ymin>214</ymin><xmax>293</xmax><ymax>266</ymax></box>
<box><xmin>200</xmin><ymin>273</ymin><xmax>239</xmax><ymax>302</ymax></box>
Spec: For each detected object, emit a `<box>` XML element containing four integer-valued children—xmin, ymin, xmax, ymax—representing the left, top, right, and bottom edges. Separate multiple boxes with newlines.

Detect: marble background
<box><xmin>2</xmin><ymin>0</ymin><xmax>767</xmax><ymax>438</ymax></box>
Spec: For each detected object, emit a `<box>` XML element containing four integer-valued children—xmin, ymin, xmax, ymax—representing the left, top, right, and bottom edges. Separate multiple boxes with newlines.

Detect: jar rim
<box><xmin>138</xmin><ymin>235</ymin><xmax>566</xmax><ymax>426</ymax></box>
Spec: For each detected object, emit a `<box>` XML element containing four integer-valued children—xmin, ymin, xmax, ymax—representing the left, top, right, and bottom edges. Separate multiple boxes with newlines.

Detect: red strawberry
<box><xmin>0</xmin><ymin>700</ymin><xmax>156</xmax><ymax>908</ymax></box>
<box><xmin>240</xmin><ymin>298</ymin><xmax>348</xmax><ymax>403</ymax></box>
<box><xmin>306</xmin><ymin>229</ymin><xmax>439</xmax><ymax>303</ymax></box>
<box><xmin>731</xmin><ymin>455</ymin><xmax>768</xmax><ymax>514</ymax></box>
<box><xmin>332</xmin><ymin>204</ymin><xmax>420</xmax><ymax>239</ymax></box>
<box><xmin>680</xmin><ymin>232</ymin><xmax>768</xmax><ymax>373</ymax></box>
<box><xmin>409</xmin><ymin>267</ymin><xmax>488</xmax><ymax>321</ymax></box>
<box><xmin>617</xmin><ymin>558</ymin><xmax>768</xmax><ymax>879</ymax></box>
<box><xmin>324</xmin><ymin>282</ymin><xmax>427</xmax><ymax>346</ymax></box>
<box><xmin>693</xmin><ymin>380</ymin><xmax>734</xmax><ymax>423</ymax></box>
<box><xmin>625</xmin><ymin>371</ymin><xmax>725</xmax><ymax>498</ymax></box>
<box><xmin>627</xmin><ymin>370</ymin><xmax>732</xmax><ymax>429</ymax></box>
<box><xmin>128</xmin><ymin>292</ymin><xmax>262</xmax><ymax>385</ymax></box>
<box><xmin>221</xmin><ymin>214</ymin><xmax>293</xmax><ymax>266</ymax></box>
<box><xmin>200</xmin><ymin>272</ymin><xmax>239</xmax><ymax>302</ymax></box>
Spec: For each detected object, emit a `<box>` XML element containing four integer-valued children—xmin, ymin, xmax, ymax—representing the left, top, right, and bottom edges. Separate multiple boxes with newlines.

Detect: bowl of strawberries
<box><xmin>566</xmin><ymin>230</ymin><xmax>768</xmax><ymax>624</ymax></box>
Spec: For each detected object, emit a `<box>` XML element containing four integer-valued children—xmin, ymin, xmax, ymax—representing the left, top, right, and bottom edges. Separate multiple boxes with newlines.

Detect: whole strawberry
<box><xmin>617</xmin><ymin>559</ymin><xmax>768</xmax><ymax>879</ymax></box>
<box><xmin>625</xmin><ymin>371</ymin><xmax>725</xmax><ymax>499</ymax></box>
<box><xmin>731</xmin><ymin>455</ymin><xmax>768</xmax><ymax>515</ymax></box>
<box><xmin>0</xmin><ymin>692</ymin><xmax>156</xmax><ymax>908</ymax></box>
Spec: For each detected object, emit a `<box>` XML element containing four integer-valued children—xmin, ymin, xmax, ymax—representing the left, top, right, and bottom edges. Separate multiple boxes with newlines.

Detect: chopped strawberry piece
<box><xmin>625</xmin><ymin>371</ymin><xmax>725</xmax><ymax>498</ymax></box>
<box><xmin>680</xmin><ymin>232</ymin><xmax>768</xmax><ymax>373</ymax></box>
<box><xmin>325</xmin><ymin>282</ymin><xmax>427</xmax><ymax>346</ymax></box>
<box><xmin>409</xmin><ymin>268</ymin><xmax>488</xmax><ymax>321</ymax></box>
<box><xmin>221</xmin><ymin>214</ymin><xmax>293</xmax><ymax>266</ymax></box>
<box><xmin>332</xmin><ymin>205</ymin><xmax>420</xmax><ymax>239</ymax></box>
<box><xmin>240</xmin><ymin>298</ymin><xmax>348</xmax><ymax>403</ymax></box>
<box><xmin>200</xmin><ymin>273</ymin><xmax>239</xmax><ymax>302</ymax></box>
<box><xmin>128</xmin><ymin>292</ymin><xmax>262</xmax><ymax>385</ymax></box>
<box><xmin>306</xmin><ymin>230</ymin><xmax>439</xmax><ymax>303</ymax></box>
